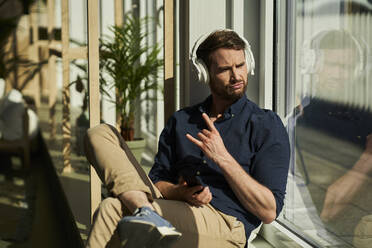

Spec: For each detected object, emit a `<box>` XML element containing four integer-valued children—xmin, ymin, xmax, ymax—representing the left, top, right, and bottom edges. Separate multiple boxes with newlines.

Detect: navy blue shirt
<box><xmin>149</xmin><ymin>95</ymin><xmax>290</xmax><ymax>239</ymax></box>
<box><xmin>297</xmin><ymin>98</ymin><xmax>372</xmax><ymax>171</ymax></box>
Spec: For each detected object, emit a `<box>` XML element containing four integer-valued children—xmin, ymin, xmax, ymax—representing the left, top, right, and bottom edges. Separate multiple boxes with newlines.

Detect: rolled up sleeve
<box><xmin>250</xmin><ymin>111</ymin><xmax>290</xmax><ymax>217</ymax></box>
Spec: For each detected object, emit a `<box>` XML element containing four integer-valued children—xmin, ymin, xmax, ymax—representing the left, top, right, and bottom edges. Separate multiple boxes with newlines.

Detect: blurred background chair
<box><xmin>0</xmin><ymin>88</ymin><xmax>39</xmax><ymax>169</ymax></box>
<box><xmin>0</xmin><ymin>105</ymin><xmax>31</xmax><ymax>169</ymax></box>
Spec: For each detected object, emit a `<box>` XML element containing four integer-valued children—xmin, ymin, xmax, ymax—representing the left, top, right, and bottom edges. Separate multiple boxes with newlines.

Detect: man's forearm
<box><xmin>353</xmin><ymin>151</ymin><xmax>372</xmax><ymax>175</ymax></box>
<box><xmin>185</xmin><ymin>113</ymin><xmax>278</xmax><ymax>223</ymax></box>
<box><xmin>155</xmin><ymin>181</ymin><xmax>182</xmax><ymax>200</ymax></box>
<box><xmin>216</xmin><ymin>153</ymin><xmax>277</xmax><ymax>224</ymax></box>
<box><xmin>355</xmin><ymin>134</ymin><xmax>372</xmax><ymax>174</ymax></box>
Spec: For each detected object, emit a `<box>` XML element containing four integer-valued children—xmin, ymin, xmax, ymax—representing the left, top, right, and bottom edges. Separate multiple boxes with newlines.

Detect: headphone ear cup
<box><xmin>194</xmin><ymin>58</ymin><xmax>210</xmax><ymax>84</ymax></box>
<box><xmin>243</xmin><ymin>42</ymin><xmax>255</xmax><ymax>75</ymax></box>
<box><xmin>354</xmin><ymin>52</ymin><xmax>365</xmax><ymax>78</ymax></box>
<box><xmin>301</xmin><ymin>49</ymin><xmax>317</xmax><ymax>74</ymax></box>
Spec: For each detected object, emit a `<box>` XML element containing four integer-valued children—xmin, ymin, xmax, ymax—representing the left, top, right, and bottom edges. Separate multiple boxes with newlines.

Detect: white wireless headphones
<box><xmin>190</xmin><ymin>29</ymin><xmax>255</xmax><ymax>84</ymax></box>
<box><xmin>300</xmin><ymin>29</ymin><xmax>366</xmax><ymax>78</ymax></box>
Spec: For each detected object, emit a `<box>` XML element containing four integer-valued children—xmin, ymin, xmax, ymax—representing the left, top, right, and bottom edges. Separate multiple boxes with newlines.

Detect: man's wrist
<box><xmin>215</xmin><ymin>151</ymin><xmax>235</xmax><ymax>169</ymax></box>
<box><xmin>353</xmin><ymin>153</ymin><xmax>372</xmax><ymax>175</ymax></box>
<box><xmin>155</xmin><ymin>181</ymin><xmax>184</xmax><ymax>201</ymax></box>
<box><xmin>168</xmin><ymin>184</ymin><xmax>185</xmax><ymax>201</ymax></box>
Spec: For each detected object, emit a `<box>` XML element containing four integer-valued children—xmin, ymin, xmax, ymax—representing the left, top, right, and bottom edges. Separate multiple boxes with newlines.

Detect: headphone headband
<box><xmin>190</xmin><ymin>29</ymin><xmax>255</xmax><ymax>84</ymax></box>
<box><xmin>301</xmin><ymin>29</ymin><xmax>366</xmax><ymax>77</ymax></box>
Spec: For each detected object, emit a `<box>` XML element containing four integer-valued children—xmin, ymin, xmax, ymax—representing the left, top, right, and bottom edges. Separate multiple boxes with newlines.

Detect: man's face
<box><xmin>318</xmin><ymin>49</ymin><xmax>356</xmax><ymax>90</ymax></box>
<box><xmin>208</xmin><ymin>48</ymin><xmax>248</xmax><ymax>101</ymax></box>
<box><xmin>314</xmin><ymin>48</ymin><xmax>358</xmax><ymax>101</ymax></box>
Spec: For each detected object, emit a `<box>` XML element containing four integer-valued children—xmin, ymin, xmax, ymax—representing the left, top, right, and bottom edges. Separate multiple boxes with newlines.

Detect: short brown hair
<box><xmin>196</xmin><ymin>30</ymin><xmax>246</xmax><ymax>68</ymax></box>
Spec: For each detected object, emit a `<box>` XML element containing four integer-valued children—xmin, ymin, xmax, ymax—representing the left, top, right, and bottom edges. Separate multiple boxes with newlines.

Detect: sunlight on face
<box><xmin>208</xmin><ymin>48</ymin><xmax>248</xmax><ymax>101</ymax></box>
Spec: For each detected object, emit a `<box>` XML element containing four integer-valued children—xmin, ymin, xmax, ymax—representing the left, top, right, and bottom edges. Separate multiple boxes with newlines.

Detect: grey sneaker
<box><xmin>118</xmin><ymin>206</ymin><xmax>182</xmax><ymax>248</ymax></box>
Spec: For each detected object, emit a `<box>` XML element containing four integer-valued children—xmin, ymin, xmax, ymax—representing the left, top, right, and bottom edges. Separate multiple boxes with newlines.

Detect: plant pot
<box><xmin>127</xmin><ymin>138</ymin><xmax>146</xmax><ymax>164</ymax></box>
<box><xmin>121</xmin><ymin>127</ymin><xmax>134</xmax><ymax>141</ymax></box>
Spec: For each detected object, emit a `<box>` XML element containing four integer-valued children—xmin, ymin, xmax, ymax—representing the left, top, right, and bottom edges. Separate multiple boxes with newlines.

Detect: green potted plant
<box><xmin>100</xmin><ymin>13</ymin><xmax>163</xmax><ymax>160</ymax></box>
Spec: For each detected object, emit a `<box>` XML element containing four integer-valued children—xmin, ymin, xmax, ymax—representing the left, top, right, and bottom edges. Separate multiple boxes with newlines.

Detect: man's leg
<box><xmin>153</xmin><ymin>200</ymin><xmax>246</xmax><ymax>248</ymax></box>
<box><xmin>86</xmin><ymin>197</ymin><xmax>125</xmax><ymax>248</ymax></box>
<box><xmin>84</xmin><ymin>124</ymin><xmax>170</xmax><ymax>247</ymax></box>
<box><xmin>84</xmin><ymin>124</ymin><xmax>161</xmax><ymax>200</ymax></box>
<box><xmin>118</xmin><ymin>190</ymin><xmax>154</xmax><ymax>213</ymax></box>
<box><xmin>87</xmin><ymin>197</ymin><xmax>246</xmax><ymax>248</ymax></box>
<box><xmin>85</xmin><ymin>124</ymin><xmax>181</xmax><ymax>247</ymax></box>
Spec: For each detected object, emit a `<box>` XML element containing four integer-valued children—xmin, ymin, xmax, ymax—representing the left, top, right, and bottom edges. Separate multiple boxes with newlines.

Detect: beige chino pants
<box><xmin>84</xmin><ymin>124</ymin><xmax>246</xmax><ymax>248</ymax></box>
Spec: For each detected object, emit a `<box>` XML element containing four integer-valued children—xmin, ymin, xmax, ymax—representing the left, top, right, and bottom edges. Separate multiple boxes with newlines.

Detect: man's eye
<box><xmin>219</xmin><ymin>68</ymin><xmax>229</xmax><ymax>72</ymax></box>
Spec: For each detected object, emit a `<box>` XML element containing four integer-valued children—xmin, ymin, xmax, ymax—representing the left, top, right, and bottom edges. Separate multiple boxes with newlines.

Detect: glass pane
<box><xmin>39</xmin><ymin>0</ymin><xmax>90</xmax><ymax>242</ymax></box>
<box><xmin>99</xmin><ymin>0</ymin><xmax>164</xmax><ymax>170</ymax></box>
<box><xmin>64</xmin><ymin>59</ymin><xmax>90</xmax><ymax>241</ymax></box>
<box><xmin>278</xmin><ymin>1</ymin><xmax>372</xmax><ymax>247</ymax></box>
<box><xmin>69</xmin><ymin>0</ymin><xmax>87</xmax><ymax>48</ymax></box>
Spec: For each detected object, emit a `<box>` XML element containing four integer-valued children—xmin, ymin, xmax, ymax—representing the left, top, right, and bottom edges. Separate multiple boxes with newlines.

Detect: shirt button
<box><xmin>231</xmin><ymin>114</ymin><xmax>235</xmax><ymax>117</ymax></box>
<box><xmin>196</xmin><ymin>171</ymin><xmax>201</xmax><ymax>175</ymax></box>
<box><xmin>203</xmin><ymin>160</ymin><xmax>207</xmax><ymax>164</ymax></box>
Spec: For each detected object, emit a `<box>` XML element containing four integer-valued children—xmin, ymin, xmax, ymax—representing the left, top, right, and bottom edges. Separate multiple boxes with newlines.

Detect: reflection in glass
<box><xmin>280</xmin><ymin>1</ymin><xmax>372</xmax><ymax>247</ymax></box>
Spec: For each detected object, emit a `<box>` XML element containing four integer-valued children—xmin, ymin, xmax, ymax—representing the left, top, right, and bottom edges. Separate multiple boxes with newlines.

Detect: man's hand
<box><xmin>178</xmin><ymin>178</ymin><xmax>212</xmax><ymax>207</ymax></box>
<box><xmin>186</xmin><ymin>113</ymin><xmax>229</xmax><ymax>164</ymax></box>
<box><xmin>321</xmin><ymin>134</ymin><xmax>372</xmax><ymax>221</ymax></box>
<box><xmin>155</xmin><ymin>179</ymin><xmax>212</xmax><ymax>207</ymax></box>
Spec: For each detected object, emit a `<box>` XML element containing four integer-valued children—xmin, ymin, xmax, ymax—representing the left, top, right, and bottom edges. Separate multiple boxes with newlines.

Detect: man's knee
<box><xmin>85</xmin><ymin>124</ymin><xmax>111</xmax><ymax>144</ymax></box>
<box><xmin>84</xmin><ymin>124</ymin><xmax>116</xmax><ymax>150</ymax></box>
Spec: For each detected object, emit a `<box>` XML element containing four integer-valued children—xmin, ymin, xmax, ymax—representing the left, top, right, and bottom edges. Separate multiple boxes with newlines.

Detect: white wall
<box><xmin>100</xmin><ymin>0</ymin><xmax>116</xmax><ymax>126</ymax></box>
<box><xmin>178</xmin><ymin>0</ymin><xmax>261</xmax><ymax>108</ymax></box>
<box><xmin>69</xmin><ymin>0</ymin><xmax>87</xmax><ymax>108</ymax></box>
<box><xmin>244</xmin><ymin>0</ymin><xmax>260</xmax><ymax>104</ymax></box>
<box><xmin>188</xmin><ymin>0</ymin><xmax>227</xmax><ymax>106</ymax></box>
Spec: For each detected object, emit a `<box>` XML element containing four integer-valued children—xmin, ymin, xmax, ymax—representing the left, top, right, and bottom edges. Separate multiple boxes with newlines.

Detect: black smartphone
<box><xmin>178</xmin><ymin>168</ymin><xmax>203</xmax><ymax>187</ymax></box>
<box><xmin>181</xmin><ymin>172</ymin><xmax>202</xmax><ymax>187</ymax></box>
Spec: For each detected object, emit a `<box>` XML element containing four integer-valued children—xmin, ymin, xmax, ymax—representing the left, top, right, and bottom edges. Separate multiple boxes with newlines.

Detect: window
<box><xmin>276</xmin><ymin>1</ymin><xmax>372</xmax><ymax>247</ymax></box>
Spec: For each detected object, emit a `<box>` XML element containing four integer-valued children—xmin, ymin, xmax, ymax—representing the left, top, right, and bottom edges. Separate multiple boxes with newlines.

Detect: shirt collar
<box><xmin>198</xmin><ymin>94</ymin><xmax>247</xmax><ymax>120</ymax></box>
<box><xmin>198</xmin><ymin>95</ymin><xmax>212</xmax><ymax>114</ymax></box>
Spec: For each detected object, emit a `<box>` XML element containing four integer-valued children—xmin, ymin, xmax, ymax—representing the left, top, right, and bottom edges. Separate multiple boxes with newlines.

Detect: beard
<box><xmin>209</xmin><ymin>80</ymin><xmax>247</xmax><ymax>102</ymax></box>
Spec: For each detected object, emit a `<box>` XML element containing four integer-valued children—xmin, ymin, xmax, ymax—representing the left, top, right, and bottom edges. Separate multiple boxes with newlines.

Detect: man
<box><xmin>84</xmin><ymin>30</ymin><xmax>290</xmax><ymax>248</ymax></box>
<box><xmin>296</xmin><ymin>29</ymin><xmax>372</xmax><ymax>246</ymax></box>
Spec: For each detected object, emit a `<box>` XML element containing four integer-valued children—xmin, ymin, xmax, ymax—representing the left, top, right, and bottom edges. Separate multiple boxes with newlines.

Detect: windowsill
<box><xmin>254</xmin><ymin>221</ymin><xmax>313</xmax><ymax>248</ymax></box>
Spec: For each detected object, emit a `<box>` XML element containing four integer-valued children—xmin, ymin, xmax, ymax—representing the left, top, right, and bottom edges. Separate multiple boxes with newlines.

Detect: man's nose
<box><xmin>231</xmin><ymin>67</ymin><xmax>239</xmax><ymax>81</ymax></box>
